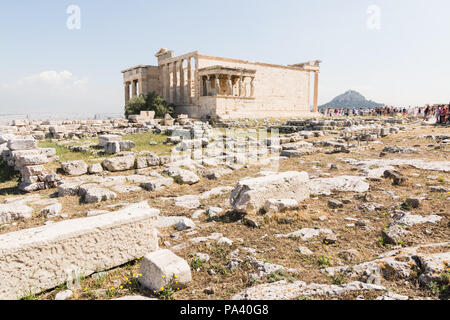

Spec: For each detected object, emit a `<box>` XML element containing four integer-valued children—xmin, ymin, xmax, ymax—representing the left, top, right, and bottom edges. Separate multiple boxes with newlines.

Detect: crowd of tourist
<box><xmin>320</xmin><ymin>104</ymin><xmax>450</xmax><ymax>124</ymax></box>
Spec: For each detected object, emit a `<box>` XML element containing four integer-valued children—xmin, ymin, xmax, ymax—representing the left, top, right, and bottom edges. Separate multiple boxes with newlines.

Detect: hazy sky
<box><xmin>1</xmin><ymin>0</ymin><xmax>449</xmax><ymax>115</ymax></box>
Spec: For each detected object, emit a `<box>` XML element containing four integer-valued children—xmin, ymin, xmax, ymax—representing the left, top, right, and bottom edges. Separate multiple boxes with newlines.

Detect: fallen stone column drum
<box><xmin>0</xmin><ymin>202</ymin><xmax>159</xmax><ymax>300</ymax></box>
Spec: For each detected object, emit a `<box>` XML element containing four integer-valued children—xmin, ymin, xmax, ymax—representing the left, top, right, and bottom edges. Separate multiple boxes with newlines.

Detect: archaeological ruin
<box><xmin>122</xmin><ymin>48</ymin><xmax>322</xmax><ymax>120</ymax></box>
<box><xmin>2</xmin><ymin>0</ymin><xmax>450</xmax><ymax>310</ymax></box>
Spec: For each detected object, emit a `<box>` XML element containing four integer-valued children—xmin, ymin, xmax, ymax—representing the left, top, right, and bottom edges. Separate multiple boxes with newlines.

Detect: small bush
<box><xmin>317</xmin><ymin>256</ymin><xmax>331</xmax><ymax>267</ymax></box>
<box><xmin>158</xmin><ymin>286</ymin><xmax>175</xmax><ymax>300</ymax></box>
<box><xmin>154</xmin><ymin>276</ymin><xmax>181</xmax><ymax>300</ymax></box>
<box><xmin>441</xmin><ymin>272</ymin><xmax>450</xmax><ymax>284</ymax></box>
<box><xmin>191</xmin><ymin>258</ymin><xmax>205</xmax><ymax>269</ymax></box>
<box><xmin>106</xmin><ymin>286</ymin><xmax>118</xmax><ymax>297</ymax></box>
<box><xmin>268</xmin><ymin>270</ymin><xmax>286</xmax><ymax>283</ymax></box>
<box><xmin>401</xmin><ymin>202</ymin><xmax>412</xmax><ymax>211</ymax></box>
<box><xmin>125</xmin><ymin>92</ymin><xmax>174</xmax><ymax>118</ymax></box>
<box><xmin>331</xmin><ymin>273</ymin><xmax>346</xmax><ymax>285</ymax></box>
<box><xmin>0</xmin><ymin>158</ymin><xmax>20</xmax><ymax>183</ymax></box>
<box><xmin>21</xmin><ymin>290</ymin><xmax>39</xmax><ymax>300</ymax></box>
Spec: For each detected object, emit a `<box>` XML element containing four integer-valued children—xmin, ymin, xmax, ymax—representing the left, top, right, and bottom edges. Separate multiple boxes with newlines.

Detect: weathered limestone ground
<box><xmin>0</xmin><ymin>118</ymin><xmax>448</xmax><ymax>300</ymax></box>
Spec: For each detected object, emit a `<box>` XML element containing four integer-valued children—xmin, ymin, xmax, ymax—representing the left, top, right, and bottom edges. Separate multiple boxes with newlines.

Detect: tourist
<box><xmin>436</xmin><ymin>106</ymin><xmax>442</xmax><ymax>123</ymax></box>
<box><xmin>424</xmin><ymin>105</ymin><xmax>430</xmax><ymax>120</ymax></box>
<box><xmin>441</xmin><ymin>105</ymin><xmax>448</xmax><ymax>124</ymax></box>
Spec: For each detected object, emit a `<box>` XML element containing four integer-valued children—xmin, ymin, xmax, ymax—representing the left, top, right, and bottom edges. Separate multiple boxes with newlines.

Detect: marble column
<box><xmin>132</xmin><ymin>80</ymin><xmax>137</xmax><ymax>97</ymax></box>
<box><xmin>194</xmin><ymin>57</ymin><xmax>199</xmax><ymax>104</ymax></box>
<box><xmin>180</xmin><ymin>59</ymin><xmax>185</xmax><ymax>104</ymax></box>
<box><xmin>124</xmin><ymin>82</ymin><xmax>130</xmax><ymax>104</ymax></box>
<box><xmin>173</xmin><ymin>61</ymin><xmax>178</xmax><ymax>104</ymax></box>
<box><xmin>187</xmin><ymin>58</ymin><xmax>192</xmax><ymax>104</ymax></box>
<box><xmin>313</xmin><ymin>72</ymin><xmax>319</xmax><ymax>113</ymax></box>
<box><xmin>139</xmin><ymin>77</ymin><xmax>146</xmax><ymax>95</ymax></box>
<box><xmin>243</xmin><ymin>77</ymin><xmax>248</xmax><ymax>97</ymax></box>
<box><xmin>206</xmin><ymin>75</ymin><xmax>211</xmax><ymax>96</ymax></box>
<box><xmin>165</xmin><ymin>64</ymin><xmax>170</xmax><ymax>102</ymax></box>
<box><xmin>250</xmin><ymin>77</ymin><xmax>255</xmax><ymax>97</ymax></box>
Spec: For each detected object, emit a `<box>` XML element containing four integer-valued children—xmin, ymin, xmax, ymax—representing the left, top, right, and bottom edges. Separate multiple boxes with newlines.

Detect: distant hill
<box><xmin>319</xmin><ymin>90</ymin><xmax>384</xmax><ymax>110</ymax></box>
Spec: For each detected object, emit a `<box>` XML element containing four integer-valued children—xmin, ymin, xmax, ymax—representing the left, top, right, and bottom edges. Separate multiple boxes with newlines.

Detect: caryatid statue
<box><xmin>206</xmin><ymin>75</ymin><xmax>211</xmax><ymax>96</ymax></box>
<box><xmin>239</xmin><ymin>76</ymin><xmax>244</xmax><ymax>97</ymax></box>
<box><xmin>214</xmin><ymin>75</ymin><xmax>220</xmax><ymax>95</ymax></box>
<box><xmin>227</xmin><ymin>76</ymin><xmax>233</xmax><ymax>96</ymax></box>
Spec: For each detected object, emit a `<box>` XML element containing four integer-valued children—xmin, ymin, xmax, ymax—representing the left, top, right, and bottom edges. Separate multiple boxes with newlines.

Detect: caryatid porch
<box><xmin>198</xmin><ymin>66</ymin><xmax>256</xmax><ymax>99</ymax></box>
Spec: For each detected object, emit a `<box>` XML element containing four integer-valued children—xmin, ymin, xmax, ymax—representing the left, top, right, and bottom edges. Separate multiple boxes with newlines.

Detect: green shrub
<box><xmin>330</xmin><ymin>273</ymin><xmax>346</xmax><ymax>285</ymax></box>
<box><xmin>268</xmin><ymin>270</ymin><xmax>286</xmax><ymax>283</ymax></box>
<box><xmin>317</xmin><ymin>256</ymin><xmax>330</xmax><ymax>267</ymax></box>
<box><xmin>0</xmin><ymin>158</ymin><xmax>20</xmax><ymax>183</ymax></box>
<box><xmin>124</xmin><ymin>92</ymin><xmax>174</xmax><ymax>118</ymax></box>
<box><xmin>191</xmin><ymin>258</ymin><xmax>205</xmax><ymax>269</ymax></box>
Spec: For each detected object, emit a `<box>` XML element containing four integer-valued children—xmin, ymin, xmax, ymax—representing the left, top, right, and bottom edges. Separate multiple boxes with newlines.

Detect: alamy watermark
<box><xmin>170</xmin><ymin>127</ymin><xmax>281</xmax><ymax>173</ymax></box>
<box><xmin>64</xmin><ymin>266</ymin><xmax>82</xmax><ymax>290</ymax></box>
<box><xmin>366</xmin><ymin>5</ymin><xmax>381</xmax><ymax>30</ymax></box>
<box><xmin>66</xmin><ymin>5</ymin><xmax>81</xmax><ymax>30</ymax></box>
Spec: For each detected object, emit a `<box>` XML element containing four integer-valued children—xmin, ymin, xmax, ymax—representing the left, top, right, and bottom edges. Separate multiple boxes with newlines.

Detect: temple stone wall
<box><xmin>197</xmin><ymin>56</ymin><xmax>311</xmax><ymax>119</ymax></box>
<box><xmin>146</xmin><ymin>66</ymin><xmax>161</xmax><ymax>96</ymax></box>
<box><xmin>192</xmin><ymin>96</ymin><xmax>217</xmax><ymax>119</ymax></box>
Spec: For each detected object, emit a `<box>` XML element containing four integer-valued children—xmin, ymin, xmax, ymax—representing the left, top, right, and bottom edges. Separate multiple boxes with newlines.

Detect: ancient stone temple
<box><xmin>122</xmin><ymin>48</ymin><xmax>321</xmax><ymax>119</ymax></box>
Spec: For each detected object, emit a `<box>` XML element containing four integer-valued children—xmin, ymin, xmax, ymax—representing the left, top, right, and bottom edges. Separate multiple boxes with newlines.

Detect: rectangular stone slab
<box><xmin>230</xmin><ymin>171</ymin><xmax>310</xmax><ymax>212</ymax></box>
<box><xmin>6</xmin><ymin>139</ymin><xmax>37</xmax><ymax>151</ymax></box>
<box><xmin>0</xmin><ymin>201</ymin><xmax>159</xmax><ymax>300</ymax></box>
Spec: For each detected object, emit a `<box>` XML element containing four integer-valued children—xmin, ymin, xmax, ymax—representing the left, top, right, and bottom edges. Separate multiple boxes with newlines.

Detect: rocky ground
<box><xmin>0</xmin><ymin>118</ymin><xmax>448</xmax><ymax>301</ymax></box>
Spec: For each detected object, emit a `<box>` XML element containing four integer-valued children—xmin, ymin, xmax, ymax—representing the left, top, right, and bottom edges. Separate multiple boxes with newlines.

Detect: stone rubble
<box><xmin>0</xmin><ymin>204</ymin><xmax>34</xmax><ymax>224</ymax></box>
<box><xmin>0</xmin><ymin>116</ymin><xmax>448</xmax><ymax>301</ymax></box>
<box><xmin>276</xmin><ymin>228</ymin><xmax>335</xmax><ymax>241</ymax></box>
<box><xmin>233</xmin><ymin>280</ymin><xmax>386</xmax><ymax>300</ymax></box>
<box><xmin>1</xmin><ymin>138</ymin><xmax>59</xmax><ymax>192</ymax></box>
